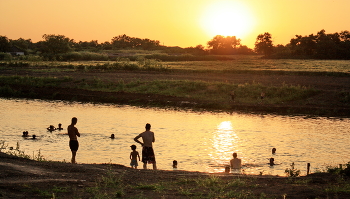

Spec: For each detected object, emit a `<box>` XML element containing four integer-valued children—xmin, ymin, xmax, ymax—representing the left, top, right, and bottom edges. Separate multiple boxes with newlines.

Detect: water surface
<box><xmin>1</xmin><ymin>98</ymin><xmax>349</xmax><ymax>176</ymax></box>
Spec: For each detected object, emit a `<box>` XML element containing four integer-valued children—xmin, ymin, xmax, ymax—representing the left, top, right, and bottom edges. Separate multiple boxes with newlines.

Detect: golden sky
<box><xmin>1</xmin><ymin>0</ymin><xmax>349</xmax><ymax>48</ymax></box>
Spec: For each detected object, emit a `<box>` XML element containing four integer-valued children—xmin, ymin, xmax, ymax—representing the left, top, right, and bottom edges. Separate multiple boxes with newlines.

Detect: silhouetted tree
<box><xmin>254</xmin><ymin>32</ymin><xmax>274</xmax><ymax>56</ymax></box>
<box><xmin>10</xmin><ymin>38</ymin><xmax>32</xmax><ymax>54</ymax></box>
<box><xmin>40</xmin><ymin>34</ymin><xmax>73</xmax><ymax>55</ymax></box>
<box><xmin>0</xmin><ymin>36</ymin><xmax>11</xmax><ymax>52</ymax></box>
<box><xmin>207</xmin><ymin>35</ymin><xmax>241</xmax><ymax>54</ymax></box>
<box><xmin>111</xmin><ymin>34</ymin><xmax>160</xmax><ymax>49</ymax></box>
<box><xmin>184</xmin><ymin>45</ymin><xmax>208</xmax><ymax>55</ymax></box>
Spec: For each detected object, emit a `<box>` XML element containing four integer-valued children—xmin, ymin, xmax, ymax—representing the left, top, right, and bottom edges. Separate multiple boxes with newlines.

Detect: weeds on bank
<box><xmin>0</xmin><ymin>141</ymin><xmax>47</xmax><ymax>161</ymax></box>
<box><xmin>85</xmin><ymin>165</ymin><xmax>126</xmax><ymax>198</ymax></box>
<box><xmin>285</xmin><ymin>162</ymin><xmax>301</xmax><ymax>178</ymax></box>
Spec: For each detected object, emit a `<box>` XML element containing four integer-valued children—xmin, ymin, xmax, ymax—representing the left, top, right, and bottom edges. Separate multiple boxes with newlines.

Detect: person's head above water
<box><xmin>272</xmin><ymin>148</ymin><xmax>276</xmax><ymax>154</ymax></box>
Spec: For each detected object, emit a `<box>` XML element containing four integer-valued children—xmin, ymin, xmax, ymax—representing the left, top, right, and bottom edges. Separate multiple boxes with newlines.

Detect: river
<box><xmin>0</xmin><ymin>98</ymin><xmax>349</xmax><ymax>176</ymax></box>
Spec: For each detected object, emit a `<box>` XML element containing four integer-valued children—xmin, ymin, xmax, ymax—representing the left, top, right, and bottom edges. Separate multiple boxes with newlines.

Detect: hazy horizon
<box><xmin>1</xmin><ymin>0</ymin><xmax>349</xmax><ymax>48</ymax></box>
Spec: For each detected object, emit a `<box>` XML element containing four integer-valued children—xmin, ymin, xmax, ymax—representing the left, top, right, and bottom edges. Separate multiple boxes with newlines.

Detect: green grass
<box><xmin>78</xmin><ymin>78</ymin><xmax>318</xmax><ymax>106</ymax></box>
<box><xmin>0</xmin><ymin>75</ymin><xmax>319</xmax><ymax>110</ymax></box>
<box><xmin>1</xmin><ymin>55</ymin><xmax>350</xmax><ymax>75</ymax></box>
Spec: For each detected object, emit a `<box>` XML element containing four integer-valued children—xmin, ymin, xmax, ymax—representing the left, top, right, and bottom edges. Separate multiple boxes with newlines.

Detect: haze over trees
<box><xmin>1</xmin><ymin>29</ymin><xmax>350</xmax><ymax>61</ymax></box>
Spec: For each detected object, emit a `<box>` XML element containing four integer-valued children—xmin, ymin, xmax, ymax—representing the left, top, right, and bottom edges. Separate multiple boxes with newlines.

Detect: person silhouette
<box><xmin>68</xmin><ymin>117</ymin><xmax>80</xmax><ymax>164</ymax></box>
<box><xmin>134</xmin><ymin>123</ymin><xmax>157</xmax><ymax>170</ymax></box>
<box><xmin>230</xmin><ymin>152</ymin><xmax>242</xmax><ymax>169</ymax></box>
<box><xmin>272</xmin><ymin>148</ymin><xmax>276</xmax><ymax>154</ymax></box>
<box><xmin>47</xmin><ymin>125</ymin><xmax>56</xmax><ymax>132</ymax></box>
<box><xmin>57</xmin><ymin>123</ymin><xmax>63</xmax><ymax>130</ymax></box>
<box><xmin>173</xmin><ymin>160</ymin><xmax>178</xmax><ymax>169</ymax></box>
<box><xmin>130</xmin><ymin>145</ymin><xmax>140</xmax><ymax>169</ymax></box>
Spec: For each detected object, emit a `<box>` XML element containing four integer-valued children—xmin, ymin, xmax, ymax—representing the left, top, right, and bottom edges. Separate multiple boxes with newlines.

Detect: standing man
<box><xmin>134</xmin><ymin>123</ymin><xmax>157</xmax><ymax>170</ymax></box>
<box><xmin>67</xmin><ymin>117</ymin><xmax>80</xmax><ymax>164</ymax></box>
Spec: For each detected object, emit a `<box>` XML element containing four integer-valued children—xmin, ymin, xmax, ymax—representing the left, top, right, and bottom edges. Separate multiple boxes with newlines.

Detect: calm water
<box><xmin>0</xmin><ymin>98</ymin><xmax>349</xmax><ymax>176</ymax></box>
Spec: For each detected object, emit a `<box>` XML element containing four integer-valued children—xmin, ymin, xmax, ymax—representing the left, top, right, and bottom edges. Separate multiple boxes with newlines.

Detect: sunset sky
<box><xmin>1</xmin><ymin>0</ymin><xmax>349</xmax><ymax>48</ymax></box>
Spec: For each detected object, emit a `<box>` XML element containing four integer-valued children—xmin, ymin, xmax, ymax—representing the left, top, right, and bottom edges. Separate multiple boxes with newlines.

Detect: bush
<box><xmin>56</xmin><ymin>51</ymin><xmax>109</xmax><ymax>61</ymax></box>
<box><xmin>0</xmin><ymin>52</ymin><xmax>12</xmax><ymax>61</ymax></box>
<box><xmin>340</xmin><ymin>162</ymin><xmax>350</xmax><ymax>177</ymax></box>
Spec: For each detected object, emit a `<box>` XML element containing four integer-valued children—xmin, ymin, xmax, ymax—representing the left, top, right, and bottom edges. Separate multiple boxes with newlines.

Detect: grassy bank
<box><xmin>0</xmin><ymin>75</ymin><xmax>319</xmax><ymax>109</ymax></box>
<box><xmin>0</xmin><ymin>56</ymin><xmax>349</xmax><ymax>116</ymax></box>
<box><xmin>1</xmin><ymin>150</ymin><xmax>350</xmax><ymax>199</ymax></box>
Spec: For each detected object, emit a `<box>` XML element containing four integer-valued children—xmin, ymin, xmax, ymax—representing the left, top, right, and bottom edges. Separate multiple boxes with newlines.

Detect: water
<box><xmin>1</xmin><ymin>98</ymin><xmax>349</xmax><ymax>176</ymax></box>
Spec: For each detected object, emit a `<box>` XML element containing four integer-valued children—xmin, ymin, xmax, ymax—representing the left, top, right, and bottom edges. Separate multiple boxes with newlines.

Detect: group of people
<box><xmin>228</xmin><ymin>147</ymin><xmax>278</xmax><ymax>173</ymax></box>
<box><xmin>21</xmin><ymin>131</ymin><xmax>36</xmax><ymax>139</ymax></box>
<box><xmin>68</xmin><ymin>117</ymin><xmax>157</xmax><ymax>169</ymax></box>
<box><xmin>64</xmin><ymin>117</ymin><xmax>278</xmax><ymax>172</ymax></box>
<box><xmin>47</xmin><ymin>123</ymin><xmax>64</xmax><ymax>132</ymax></box>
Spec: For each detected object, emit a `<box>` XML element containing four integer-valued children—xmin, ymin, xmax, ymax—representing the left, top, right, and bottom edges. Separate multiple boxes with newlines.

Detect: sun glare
<box><xmin>201</xmin><ymin>1</ymin><xmax>255</xmax><ymax>39</ymax></box>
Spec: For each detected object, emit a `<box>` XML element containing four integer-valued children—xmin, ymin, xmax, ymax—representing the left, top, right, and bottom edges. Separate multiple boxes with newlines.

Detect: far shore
<box><xmin>1</xmin><ymin>66</ymin><xmax>350</xmax><ymax>117</ymax></box>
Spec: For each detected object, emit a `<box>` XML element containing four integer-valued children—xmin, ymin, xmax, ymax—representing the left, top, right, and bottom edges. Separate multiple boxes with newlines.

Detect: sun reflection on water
<box><xmin>209</xmin><ymin>121</ymin><xmax>240</xmax><ymax>171</ymax></box>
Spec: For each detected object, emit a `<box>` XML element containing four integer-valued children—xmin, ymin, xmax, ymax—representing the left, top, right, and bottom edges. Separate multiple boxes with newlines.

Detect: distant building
<box><xmin>8</xmin><ymin>46</ymin><xmax>25</xmax><ymax>56</ymax></box>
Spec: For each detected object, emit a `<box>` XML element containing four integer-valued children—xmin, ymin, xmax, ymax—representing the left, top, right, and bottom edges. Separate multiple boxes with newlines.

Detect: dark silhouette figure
<box><xmin>130</xmin><ymin>144</ymin><xmax>140</xmax><ymax>169</ymax></box>
<box><xmin>47</xmin><ymin>125</ymin><xmax>56</xmax><ymax>132</ymax></box>
<box><xmin>57</xmin><ymin>123</ymin><xmax>63</xmax><ymax>130</ymax></box>
<box><xmin>68</xmin><ymin>117</ymin><xmax>80</xmax><ymax>164</ymax></box>
<box><xmin>22</xmin><ymin>131</ymin><xmax>29</xmax><ymax>137</ymax></box>
<box><xmin>230</xmin><ymin>91</ymin><xmax>235</xmax><ymax>102</ymax></box>
<box><xmin>272</xmin><ymin>148</ymin><xmax>276</xmax><ymax>154</ymax></box>
<box><xmin>173</xmin><ymin>160</ymin><xmax>178</xmax><ymax>168</ymax></box>
<box><xmin>134</xmin><ymin>123</ymin><xmax>157</xmax><ymax>170</ymax></box>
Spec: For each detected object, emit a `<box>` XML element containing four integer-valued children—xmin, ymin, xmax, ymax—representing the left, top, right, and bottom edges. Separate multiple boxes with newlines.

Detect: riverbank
<box><xmin>1</xmin><ymin>152</ymin><xmax>349</xmax><ymax>198</ymax></box>
<box><xmin>1</xmin><ymin>66</ymin><xmax>350</xmax><ymax>117</ymax></box>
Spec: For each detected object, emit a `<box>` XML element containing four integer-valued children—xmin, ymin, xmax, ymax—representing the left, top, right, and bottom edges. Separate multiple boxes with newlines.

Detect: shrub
<box><xmin>285</xmin><ymin>162</ymin><xmax>300</xmax><ymax>177</ymax></box>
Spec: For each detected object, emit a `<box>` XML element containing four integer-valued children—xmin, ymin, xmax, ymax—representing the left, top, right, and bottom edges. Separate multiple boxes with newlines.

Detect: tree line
<box><xmin>255</xmin><ymin>29</ymin><xmax>350</xmax><ymax>59</ymax></box>
<box><xmin>1</xmin><ymin>29</ymin><xmax>350</xmax><ymax>60</ymax></box>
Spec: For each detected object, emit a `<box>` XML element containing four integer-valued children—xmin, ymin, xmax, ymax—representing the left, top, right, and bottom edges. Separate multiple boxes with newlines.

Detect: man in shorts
<box><xmin>134</xmin><ymin>123</ymin><xmax>157</xmax><ymax>170</ymax></box>
<box><xmin>68</xmin><ymin>117</ymin><xmax>80</xmax><ymax>164</ymax></box>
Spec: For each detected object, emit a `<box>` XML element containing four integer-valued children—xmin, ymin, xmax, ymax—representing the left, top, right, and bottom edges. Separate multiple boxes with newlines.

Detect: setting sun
<box><xmin>200</xmin><ymin>1</ymin><xmax>255</xmax><ymax>39</ymax></box>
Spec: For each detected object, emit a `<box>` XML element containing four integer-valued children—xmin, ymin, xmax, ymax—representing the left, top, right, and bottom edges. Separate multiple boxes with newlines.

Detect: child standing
<box><xmin>130</xmin><ymin>145</ymin><xmax>140</xmax><ymax>169</ymax></box>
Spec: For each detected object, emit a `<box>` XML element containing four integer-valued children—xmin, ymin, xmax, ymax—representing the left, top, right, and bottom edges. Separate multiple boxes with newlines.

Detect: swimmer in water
<box><xmin>47</xmin><ymin>125</ymin><xmax>56</xmax><ymax>132</ymax></box>
<box><xmin>57</xmin><ymin>123</ymin><xmax>63</xmax><ymax>130</ymax></box>
<box><xmin>173</xmin><ymin>160</ymin><xmax>178</xmax><ymax>169</ymax></box>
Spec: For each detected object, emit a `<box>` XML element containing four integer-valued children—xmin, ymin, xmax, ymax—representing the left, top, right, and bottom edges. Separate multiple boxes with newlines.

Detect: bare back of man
<box><xmin>67</xmin><ymin>117</ymin><xmax>80</xmax><ymax>164</ymax></box>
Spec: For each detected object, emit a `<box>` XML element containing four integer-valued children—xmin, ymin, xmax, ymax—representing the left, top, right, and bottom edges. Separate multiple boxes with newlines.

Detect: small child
<box><xmin>130</xmin><ymin>145</ymin><xmax>140</xmax><ymax>169</ymax></box>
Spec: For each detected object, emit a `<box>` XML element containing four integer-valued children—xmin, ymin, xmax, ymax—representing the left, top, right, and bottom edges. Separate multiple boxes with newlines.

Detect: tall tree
<box><xmin>40</xmin><ymin>34</ymin><xmax>73</xmax><ymax>55</ymax></box>
<box><xmin>254</xmin><ymin>32</ymin><xmax>274</xmax><ymax>56</ymax></box>
<box><xmin>207</xmin><ymin>35</ymin><xmax>241</xmax><ymax>54</ymax></box>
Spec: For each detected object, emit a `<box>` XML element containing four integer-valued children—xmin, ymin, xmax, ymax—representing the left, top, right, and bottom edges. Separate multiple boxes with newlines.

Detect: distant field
<box><xmin>165</xmin><ymin>55</ymin><xmax>350</xmax><ymax>73</ymax></box>
<box><xmin>1</xmin><ymin>55</ymin><xmax>349</xmax><ymax>74</ymax></box>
